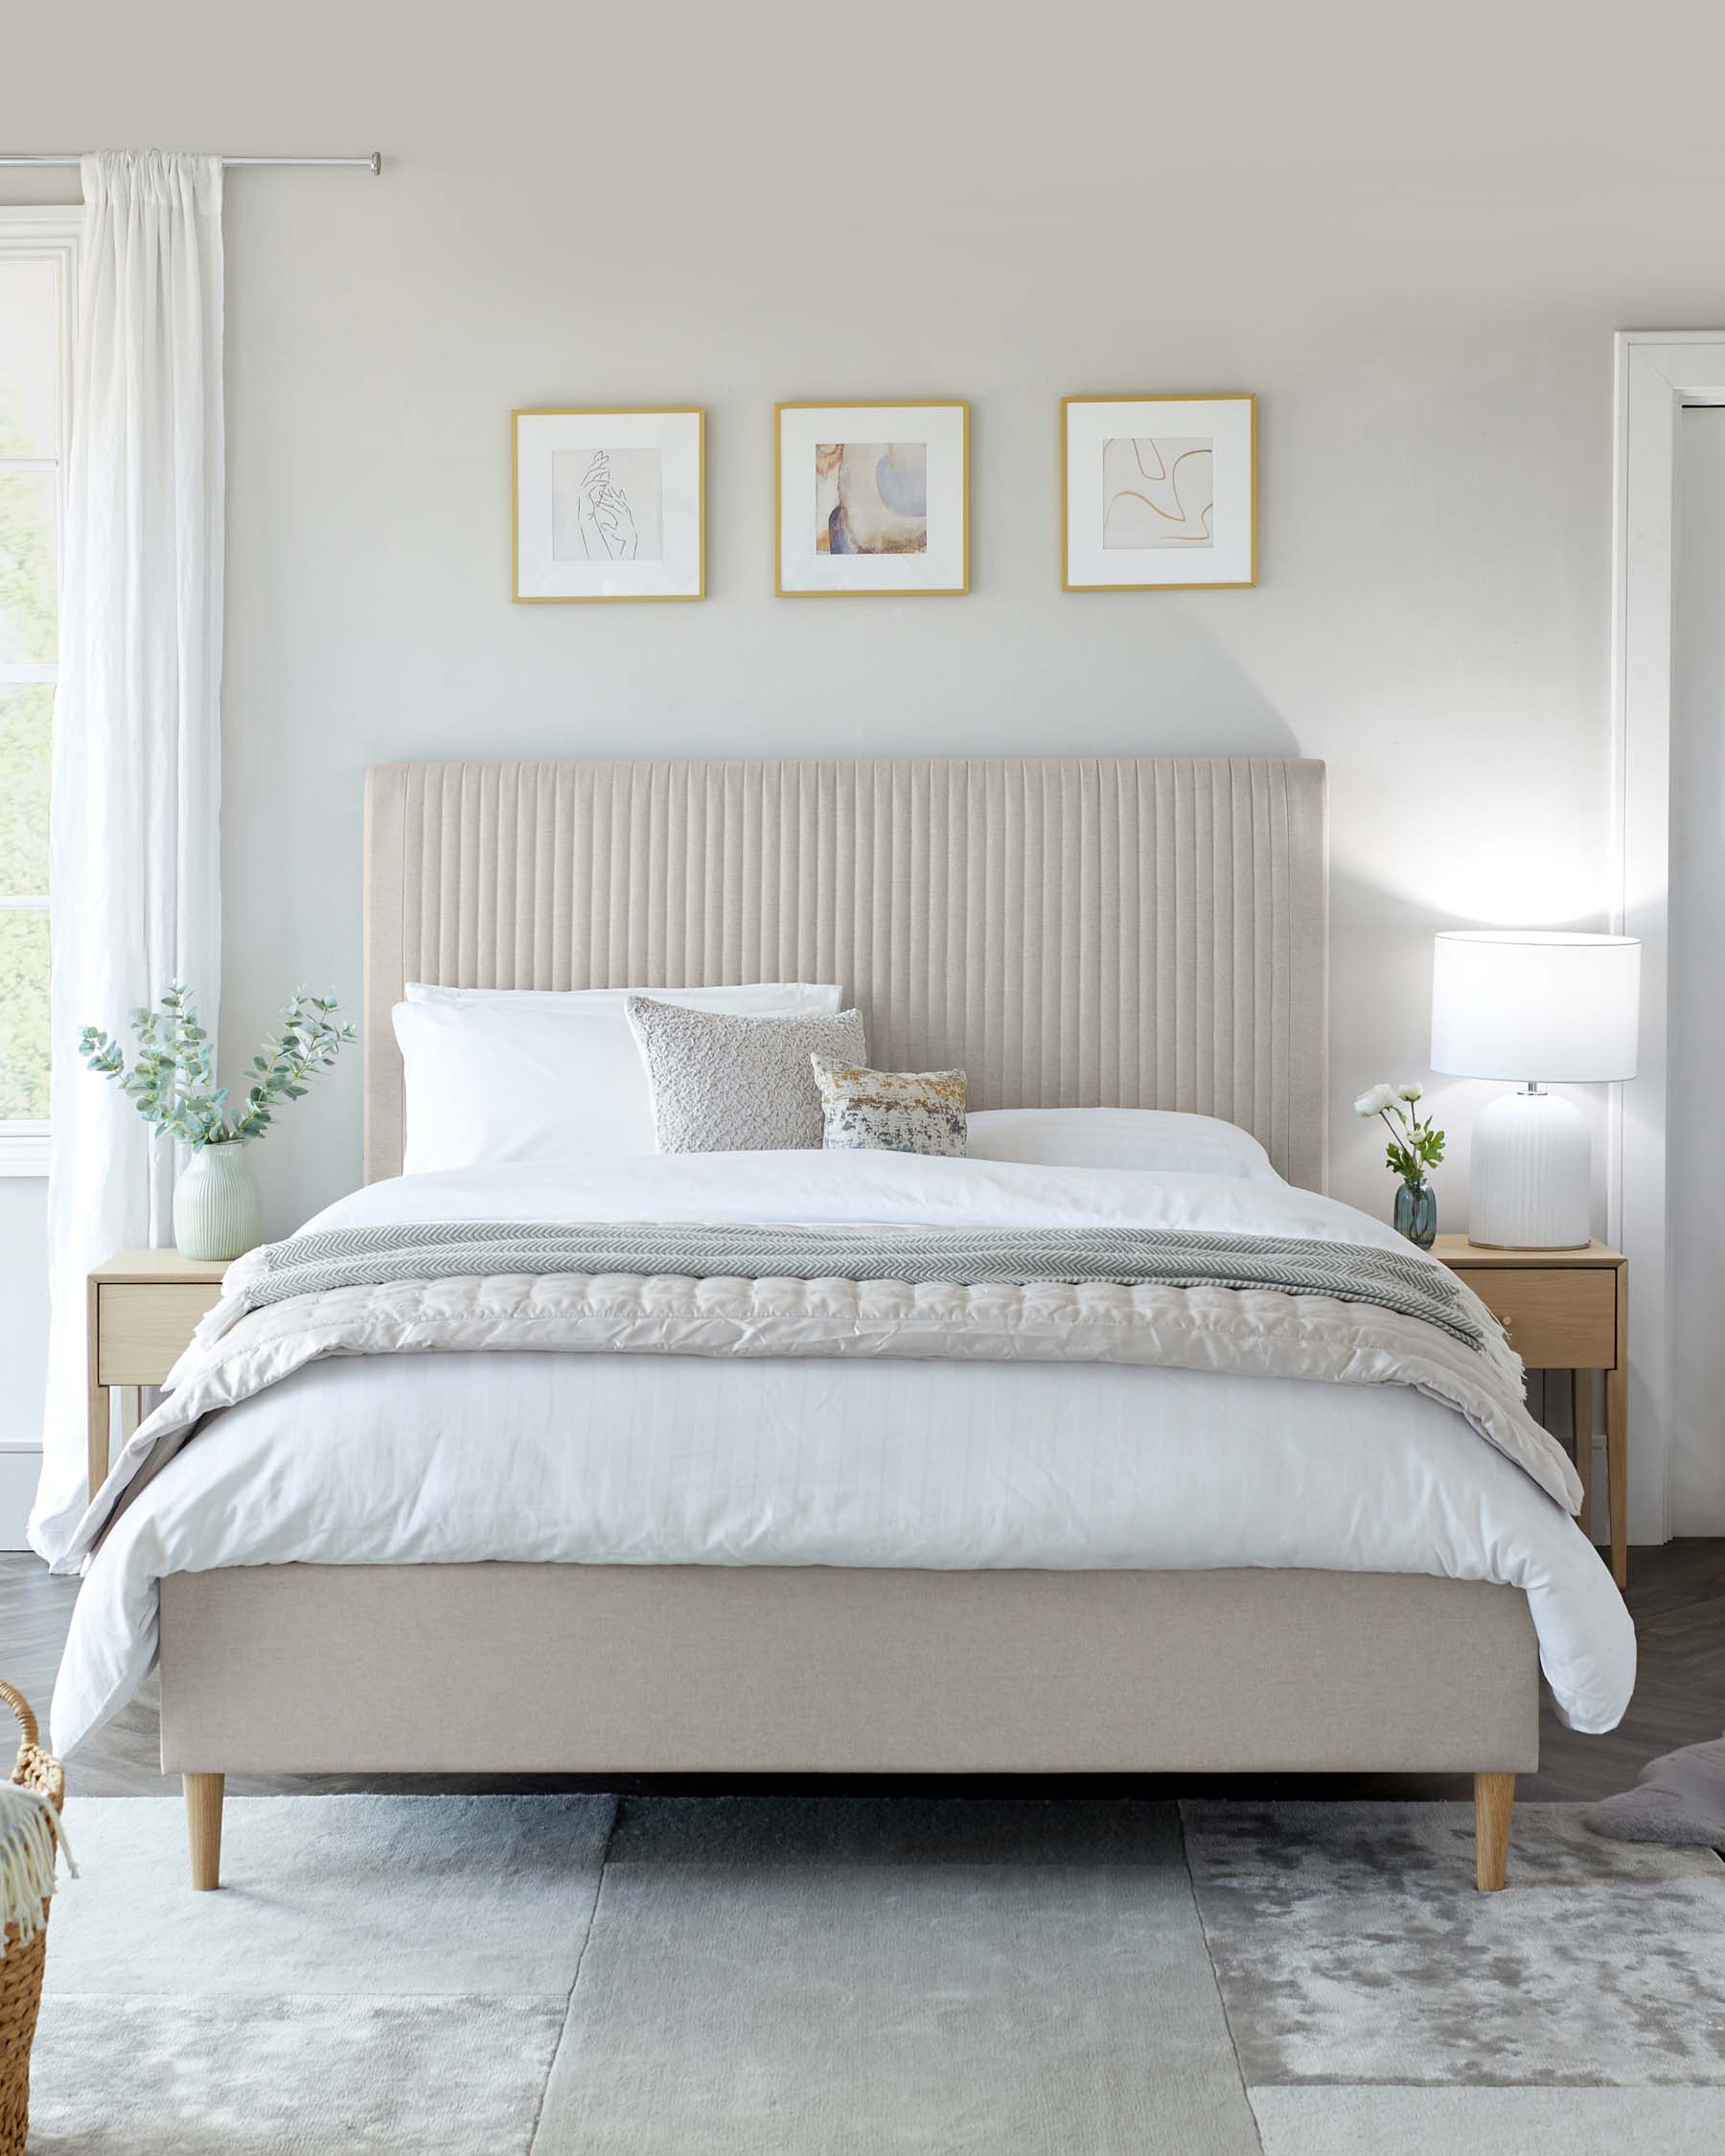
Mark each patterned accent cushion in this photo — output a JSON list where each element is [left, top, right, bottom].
[[626, 998, 867, 1153], [813, 1057, 967, 1157]]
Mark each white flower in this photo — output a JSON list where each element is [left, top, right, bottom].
[[1353, 1083, 1397, 1116], [1396, 1082, 1424, 1103]]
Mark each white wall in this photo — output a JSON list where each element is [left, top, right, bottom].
[[6, 0, 1724, 1508], [0, 1180, 49, 1545]]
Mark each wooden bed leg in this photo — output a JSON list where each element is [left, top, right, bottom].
[[1474, 1772, 1513, 1892], [185, 1772, 224, 1891]]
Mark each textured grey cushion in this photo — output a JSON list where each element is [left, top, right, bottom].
[[813, 1056, 967, 1157], [627, 998, 866, 1153]]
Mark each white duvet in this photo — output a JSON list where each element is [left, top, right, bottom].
[[52, 1152, 1636, 1755]]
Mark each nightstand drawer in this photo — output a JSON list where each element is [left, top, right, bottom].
[[1448, 1266, 1617, 1368], [97, 1283, 225, 1384]]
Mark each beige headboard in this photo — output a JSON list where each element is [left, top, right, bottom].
[[363, 756, 1329, 1188]]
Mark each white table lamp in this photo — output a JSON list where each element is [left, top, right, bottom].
[[1430, 929, 1641, 1250]]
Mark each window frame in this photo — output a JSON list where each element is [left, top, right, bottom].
[[0, 205, 77, 1177]]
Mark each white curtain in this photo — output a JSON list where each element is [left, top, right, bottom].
[[32, 152, 224, 1559]]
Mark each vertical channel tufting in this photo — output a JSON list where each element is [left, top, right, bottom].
[[408, 765, 433, 990], [1151, 765, 1176, 1115], [452, 768, 476, 988], [1001, 762, 1028, 1102], [972, 762, 998, 1101], [1109, 761, 1132, 1105], [1258, 762, 1287, 1172], [1036, 764, 1061, 1101], [1228, 760, 1254, 1136], [476, 765, 499, 986], [423, 767, 447, 984], [361, 757, 1327, 1189], [1194, 761, 1217, 1122]]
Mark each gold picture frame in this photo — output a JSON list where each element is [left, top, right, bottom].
[[1062, 393, 1256, 591], [512, 405, 705, 603], [775, 401, 970, 597]]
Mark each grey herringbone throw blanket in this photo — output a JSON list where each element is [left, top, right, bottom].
[[242, 1222, 1492, 1352]]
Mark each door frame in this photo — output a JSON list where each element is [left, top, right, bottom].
[[1611, 332, 1725, 1547]]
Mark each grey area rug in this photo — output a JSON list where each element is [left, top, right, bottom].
[[21, 1794, 1725, 2154]]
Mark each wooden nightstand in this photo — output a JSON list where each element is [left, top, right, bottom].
[[87, 1250, 231, 1503], [1431, 1234, 1626, 1588]]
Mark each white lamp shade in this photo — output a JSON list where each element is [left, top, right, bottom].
[[1430, 930, 1641, 1083]]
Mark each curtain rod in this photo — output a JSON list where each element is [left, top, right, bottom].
[[0, 153, 382, 173]]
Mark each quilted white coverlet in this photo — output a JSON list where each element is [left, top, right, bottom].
[[51, 1153, 1635, 1751]]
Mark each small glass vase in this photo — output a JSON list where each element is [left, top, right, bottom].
[[172, 1141, 262, 1262], [1393, 1176, 1438, 1250]]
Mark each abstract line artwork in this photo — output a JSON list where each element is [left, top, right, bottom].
[[551, 447, 664, 562], [1064, 394, 1253, 589], [1101, 437, 1213, 549], [816, 443, 928, 555]]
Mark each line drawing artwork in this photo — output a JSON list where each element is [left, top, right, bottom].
[[578, 450, 636, 560], [552, 447, 664, 562], [1101, 436, 1213, 549]]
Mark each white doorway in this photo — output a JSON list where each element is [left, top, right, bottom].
[[1614, 333, 1725, 1550], [1668, 403, 1725, 1529]]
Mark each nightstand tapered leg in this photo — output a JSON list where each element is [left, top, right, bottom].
[[1607, 1360, 1627, 1590], [1607, 1258, 1628, 1590], [1569, 1370, 1593, 1541], [86, 1390, 109, 1507], [86, 1274, 108, 1504]]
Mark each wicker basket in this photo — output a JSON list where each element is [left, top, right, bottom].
[[0, 1681, 64, 2156]]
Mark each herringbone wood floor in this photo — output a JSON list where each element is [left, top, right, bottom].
[[6, 1544, 1721, 1804]]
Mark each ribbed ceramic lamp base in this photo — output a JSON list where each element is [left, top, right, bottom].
[[1467, 1089, 1592, 1250]]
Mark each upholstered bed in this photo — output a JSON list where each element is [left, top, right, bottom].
[[53, 757, 1634, 1893]]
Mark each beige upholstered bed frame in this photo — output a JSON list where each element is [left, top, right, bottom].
[[160, 757, 1535, 1892]]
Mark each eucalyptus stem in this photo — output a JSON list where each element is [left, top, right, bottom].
[[79, 980, 356, 1149]]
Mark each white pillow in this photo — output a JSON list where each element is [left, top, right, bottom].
[[406, 982, 840, 1007], [394, 982, 843, 1174], [964, 1107, 1278, 1181]]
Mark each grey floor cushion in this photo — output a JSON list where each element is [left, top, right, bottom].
[[1588, 1732, 1725, 1847]]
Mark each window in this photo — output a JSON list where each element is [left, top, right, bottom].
[[0, 211, 75, 1175]]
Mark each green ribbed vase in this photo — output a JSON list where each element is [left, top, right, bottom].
[[172, 1143, 262, 1262]]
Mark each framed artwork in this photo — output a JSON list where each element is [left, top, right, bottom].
[[775, 401, 969, 596], [512, 406, 704, 602], [1062, 394, 1255, 590]]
